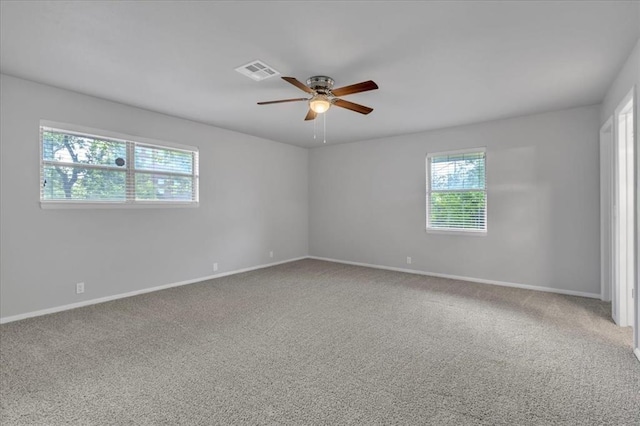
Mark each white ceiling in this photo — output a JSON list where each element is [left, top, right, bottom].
[[1, 1, 639, 147]]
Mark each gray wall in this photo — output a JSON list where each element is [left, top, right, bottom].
[[0, 74, 309, 319], [600, 39, 639, 126], [309, 105, 601, 295]]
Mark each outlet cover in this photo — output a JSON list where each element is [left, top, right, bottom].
[[76, 282, 85, 294], [213, 262, 218, 272], [269, 251, 274, 258], [406, 257, 412, 264]]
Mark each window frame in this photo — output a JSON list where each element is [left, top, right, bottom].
[[39, 120, 199, 209], [425, 147, 487, 235]]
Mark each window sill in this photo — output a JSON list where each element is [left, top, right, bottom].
[[40, 201, 199, 209], [426, 228, 487, 236]]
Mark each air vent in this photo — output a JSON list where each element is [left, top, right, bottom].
[[235, 60, 280, 81]]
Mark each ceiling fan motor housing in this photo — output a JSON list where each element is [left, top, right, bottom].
[[307, 76, 334, 94]]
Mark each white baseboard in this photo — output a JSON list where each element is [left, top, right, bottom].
[[0, 255, 602, 324], [0, 257, 307, 324], [308, 256, 601, 299], [635, 348, 640, 363]]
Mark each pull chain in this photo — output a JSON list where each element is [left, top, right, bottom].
[[323, 112, 327, 144], [313, 115, 316, 139]]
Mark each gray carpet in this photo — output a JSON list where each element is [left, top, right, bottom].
[[1, 259, 639, 425]]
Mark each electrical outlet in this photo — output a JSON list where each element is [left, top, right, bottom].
[[213, 262, 218, 272], [76, 282, 85, 294], [406, 257, 412, 265], [269, 251, 274, 258]]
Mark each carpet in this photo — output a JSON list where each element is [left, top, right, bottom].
[[1, 259, 638, 425]]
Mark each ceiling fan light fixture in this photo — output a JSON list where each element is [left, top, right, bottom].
[[309, 95, 331, 114]]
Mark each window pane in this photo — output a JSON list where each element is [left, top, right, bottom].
[[429, 191, 486, 229], [430, 153, 485, 191], [40, 125, 198, 206], [42, 130, 127, 168], [134, 145, 193, 174], [135, 173, 193, 201], [42, 165, 126, 201]]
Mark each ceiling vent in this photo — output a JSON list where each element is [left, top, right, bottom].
[[235, 60, 280, 81]]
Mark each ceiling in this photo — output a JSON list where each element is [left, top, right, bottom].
[[1, 1, 639, 148]]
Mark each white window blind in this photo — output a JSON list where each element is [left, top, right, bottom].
[[426, 149, 486, 232], [40, 125, 199, 206]]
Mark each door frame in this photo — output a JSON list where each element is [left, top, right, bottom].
[[631, 84, 639, 359], [600, 117, 614, 303], [613, 87, 635, 328]]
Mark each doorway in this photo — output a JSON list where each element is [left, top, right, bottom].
[[611, 88, 635, 328], [602, 88, 636, 329]]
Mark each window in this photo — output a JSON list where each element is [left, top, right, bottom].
[[426, 148, 486, 232], [40, 123, 199, 207]]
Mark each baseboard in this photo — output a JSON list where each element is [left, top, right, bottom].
[[308, 256, 601, 299], [0, 256, 307, 324], [635, 348, 640, 363], [0, 255, 602, 324]]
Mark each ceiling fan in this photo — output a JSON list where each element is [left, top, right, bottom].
[[258, 76, 378, 120]]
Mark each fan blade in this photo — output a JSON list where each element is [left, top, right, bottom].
[[333, 98, 373, 115], [282, 77, 314, 94], [331, 80, 378, 97], [304, 109, 317, 121], [257, 98, 308, 105]]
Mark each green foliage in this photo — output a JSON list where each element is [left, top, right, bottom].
[[430, 155, 484, 190], [135, 145, 192, 174], [429, 153, 486, 230], [135, 174, 193, 201], [429, 192, 486, 229], [42, 130, 195, 202], [42, 131, 126, 200]]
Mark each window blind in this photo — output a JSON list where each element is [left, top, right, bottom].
[[40, 126, 199, 205], [427, 150, 486, 231]]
